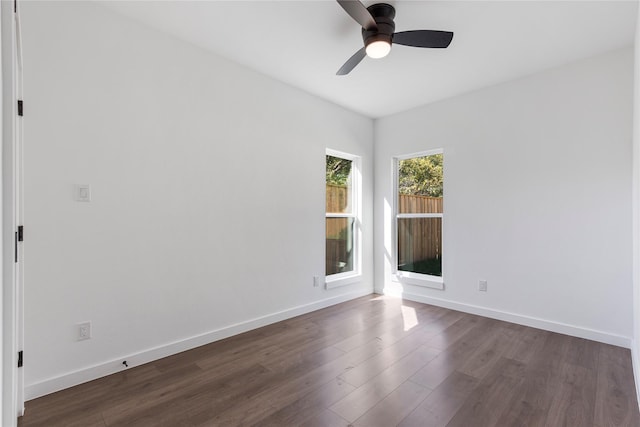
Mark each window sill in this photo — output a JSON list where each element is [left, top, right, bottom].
[[392, 271, 444, 290], [325, 273, 361, 289]]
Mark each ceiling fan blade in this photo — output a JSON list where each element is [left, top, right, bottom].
[[393, 30, 454, 48], [337, 0, 378, 31], [336, 47, 367, 75]]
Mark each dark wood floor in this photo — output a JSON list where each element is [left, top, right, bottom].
[[19, 294, 640, 427]]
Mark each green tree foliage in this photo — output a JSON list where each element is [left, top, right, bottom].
[[326, 155, 352, 186], [399, 154, 443, 197]]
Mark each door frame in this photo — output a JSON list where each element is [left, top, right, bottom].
[[2, 0, 22, 424]]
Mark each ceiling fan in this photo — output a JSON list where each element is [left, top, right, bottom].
[[336, 0, 454, 75]]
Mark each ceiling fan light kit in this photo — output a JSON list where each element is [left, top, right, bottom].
[[365, 40, 391, 58], [336, 0, 454, 75]]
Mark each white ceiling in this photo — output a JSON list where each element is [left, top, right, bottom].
[[101, 1, 638, 118]]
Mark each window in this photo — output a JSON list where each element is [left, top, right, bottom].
[[395, 150, 443, 285], [326, 150, 360, 284]]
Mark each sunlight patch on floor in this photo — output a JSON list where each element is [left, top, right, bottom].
[[401, 305, 418, 331]]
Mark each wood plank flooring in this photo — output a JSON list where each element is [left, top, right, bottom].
[[18, 294, 640, 427]]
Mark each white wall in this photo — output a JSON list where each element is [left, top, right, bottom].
[[375, 48, 634, 345], [21, 2, 373, 398]]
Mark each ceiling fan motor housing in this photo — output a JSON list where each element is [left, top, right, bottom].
[[362, 3, 396, 47]]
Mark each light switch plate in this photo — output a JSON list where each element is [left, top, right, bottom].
[[76, 184, 91, 202]]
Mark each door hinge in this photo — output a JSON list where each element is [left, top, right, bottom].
[[15, 226, 23, 263], [17, 351, 23, 368], [17, 100, 23, 117]]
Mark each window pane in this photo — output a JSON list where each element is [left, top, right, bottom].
[[398, 154, 443, 214], [397, 217, 442, 276], [326, 217, 354, 276], [326, 155, 352, 214]]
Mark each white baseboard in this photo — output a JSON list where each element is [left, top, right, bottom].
[[25, 289, 372, 400], [387, 288, 632, 348]]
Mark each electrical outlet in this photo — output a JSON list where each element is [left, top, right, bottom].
[[75, 184, 91, 202], [78, 322, 91, 341], [313, 276, 322, 287], [478, 280, 488, 292]]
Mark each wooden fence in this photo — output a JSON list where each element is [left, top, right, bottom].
[[326, 184, 349, 212], [326, 238, 349, 276], [326, 184, 351, 274], [325, 185, 443, 273], [398, 194, 442, 214], [397, 194, 442, 264], [397, 217, 442, 265], [325, 184, 350, 239]]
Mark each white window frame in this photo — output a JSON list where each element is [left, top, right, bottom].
[[392, 149, 444, 290], [325, 149, 362, 289]]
